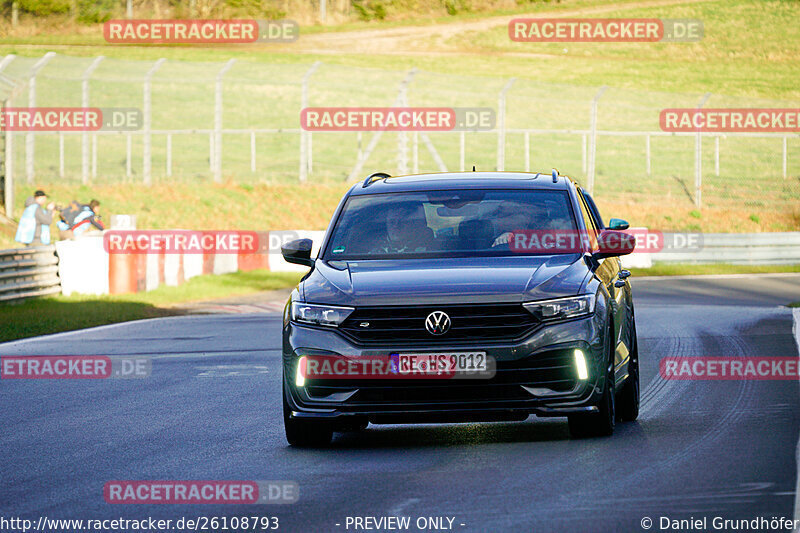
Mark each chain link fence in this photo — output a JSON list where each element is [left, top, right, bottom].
[[1, 53, 798, 216]]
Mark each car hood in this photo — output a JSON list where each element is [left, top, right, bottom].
[[300, 254, 589, 306]]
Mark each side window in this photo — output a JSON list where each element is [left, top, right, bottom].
[[577, 190, 599, 250], [582, 192, 605, 229]]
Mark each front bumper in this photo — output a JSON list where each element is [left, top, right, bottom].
[[283, 314, 606, 424]]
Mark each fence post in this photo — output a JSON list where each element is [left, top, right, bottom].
[[58, 134, 64, 177], [496, 78, 516, 171], [143, 58, 166, 186], [250, 131, 256, 172], [695, 92, 712, 208], [25, 52, 56, 184], [587, 85, 607, 194], [459, 131, 465, 172], [412, 132, 418, 174], [214, 59, 236, 183], [348, 69, 417, 181], [166, 134, 172, 177], [126, 0, 133, 18], [91, 134, 97, 179], [1, 56, 17, 218], [524, 131, 530, 172], [299, 61, 321, 182], [308, 131, 313, 174], [783, 136, 787, 180], [582, 133, 587, 174], [81, 56, 104, 184], [645, 134, 651, 176], [126, 134, 131, 178]]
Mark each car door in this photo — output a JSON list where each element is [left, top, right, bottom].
[[576, 189, 629, 385]]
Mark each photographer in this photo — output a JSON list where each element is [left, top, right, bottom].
[[15, 190, 56, 246]]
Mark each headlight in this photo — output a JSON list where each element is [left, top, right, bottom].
[[523, 294, 596, 321], [291, 302, 354, 327]]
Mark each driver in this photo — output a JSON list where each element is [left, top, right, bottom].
[[371, 202, 433, 254]]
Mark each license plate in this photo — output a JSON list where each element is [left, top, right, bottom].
[[392, 352, 488, 375]]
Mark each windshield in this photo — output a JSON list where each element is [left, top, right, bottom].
[[323, 189, 578, 260]]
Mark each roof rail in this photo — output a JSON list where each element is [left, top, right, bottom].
[[551, 168, 559, 183], [362, 172, 391, 188]]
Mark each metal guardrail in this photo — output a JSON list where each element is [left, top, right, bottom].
[[654, 232, 800, 265], [0, 245, 61, 302]]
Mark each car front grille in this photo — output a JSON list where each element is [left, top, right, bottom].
[[338, 303, 539, 345]]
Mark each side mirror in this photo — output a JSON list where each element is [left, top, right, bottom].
[[594, 230, 636, 259], [608, 218, 630, 230], [281, 238, 314, 267]]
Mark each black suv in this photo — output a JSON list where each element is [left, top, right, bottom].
[[281, 171, 639, 446]]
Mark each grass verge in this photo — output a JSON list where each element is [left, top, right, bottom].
[[0, 269, 301, 343], [632, 263, 800, 277]]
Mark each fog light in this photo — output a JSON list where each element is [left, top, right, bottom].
[[295, 356, 306, 388], [574, 349, 589, 381]]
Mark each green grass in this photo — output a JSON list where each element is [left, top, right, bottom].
[[0, 269, 301, 342], [0, 0, 797, 224], [632, 263, 800, 277]]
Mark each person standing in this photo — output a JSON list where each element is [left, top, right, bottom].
[[15, 190, 55, 246]]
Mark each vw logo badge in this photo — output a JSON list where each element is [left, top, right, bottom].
[[425, 311, 451, 335]]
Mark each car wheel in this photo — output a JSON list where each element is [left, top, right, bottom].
[[617, 320, 639, 422], [283, 384, 333, 447], [568, 325, 616, 438]]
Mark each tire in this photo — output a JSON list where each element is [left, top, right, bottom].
[[617, 319, 639, 422], [568, 324, 616, 438], [283, 384, 333, 447]]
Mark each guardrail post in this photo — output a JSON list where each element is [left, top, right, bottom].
[[25, 52, 56, 183], [81, 56, 104, 184], [299, 61, 321, 182], [587, 85, 607, 194], [695, 92, 712, 208], [143, 58, 166, 186], [496, 78, 516, 171]]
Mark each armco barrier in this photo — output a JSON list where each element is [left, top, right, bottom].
[[653, 232, 800, 265], [0, 245, 61, 302], [29, 230, 800, 299]]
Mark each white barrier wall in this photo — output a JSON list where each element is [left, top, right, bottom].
[[56, 236, 109, 296]]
